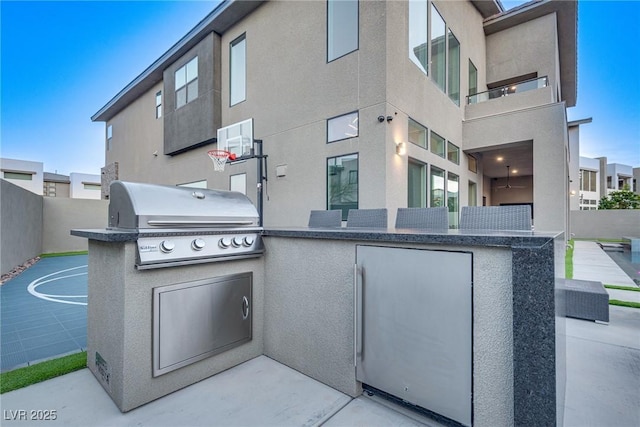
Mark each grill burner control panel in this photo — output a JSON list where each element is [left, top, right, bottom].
[[136, 233, 263, 269]]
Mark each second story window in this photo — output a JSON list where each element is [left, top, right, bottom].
[[327, 0, 358, 62], [156, 91, 162, 118], [175, 56, 198, 109], [107, 124, 113, 151], [448, 30, 460, 105], [230, 34, 246, 106], [468, 60, 478, 97], [327, 111, 359, 143], [409, 0, 428, 74], [430, 4, 446, 91]]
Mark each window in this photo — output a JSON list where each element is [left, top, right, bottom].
[[175, 56, 198, 109], [468, 181, 477, 206], [408, 118, 427, 148], [327, 153, 358, 220], [409, 0, 428, 74], [408, 160, 427, 208], [447, 141, 459, 164], [327, 0, 358, 62], [107, 124, 112, 151], [327, 111, 358, 142], [447, 172, 459, 228], [468, 60, 478, 96], [156, 91, 162, 118], [83, 183, 101, 191], [430, 4, 446, 91], [447, 30, 460, 105], [580, 170, 597, 192], [4, 172, 32, 181], [430, 166, 445, 207], [430, 131, 445, 157], [467, 154, 477, 173], [230, 174, 247, 195], [230, 35, 246, 106]]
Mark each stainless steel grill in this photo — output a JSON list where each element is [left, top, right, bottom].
[[108, 181, 264, 269]]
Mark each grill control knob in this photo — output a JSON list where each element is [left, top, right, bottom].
[[192, 238, 206, 251], [160, 240, 175, 253], [232, 237, 243, 248], [218, 237, 232, 248], [243, 236, 254, 247]]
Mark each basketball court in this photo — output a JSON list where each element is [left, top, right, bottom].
[[0, 255, 88, 372]]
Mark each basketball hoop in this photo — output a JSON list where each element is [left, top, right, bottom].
[[207, 149, 236, 172]]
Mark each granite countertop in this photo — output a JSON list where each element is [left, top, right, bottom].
[[72, 227, 562, 249]]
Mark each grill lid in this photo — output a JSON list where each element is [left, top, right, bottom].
[[108, 181, 260, 230]]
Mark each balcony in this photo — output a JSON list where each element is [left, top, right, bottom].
[[467, 76, 549, 105], [464, 76, 555, 122]]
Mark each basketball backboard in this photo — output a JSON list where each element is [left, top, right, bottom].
[[217, 118, 253, 159]]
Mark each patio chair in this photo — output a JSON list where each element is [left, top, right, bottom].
[[308, 210, 342, 228], [346, 209, 388, 228], [459, 205, 532, 231], [395, 207, 449, 230]]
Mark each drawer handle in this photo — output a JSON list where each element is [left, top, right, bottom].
[[242, 296, 249, 320]]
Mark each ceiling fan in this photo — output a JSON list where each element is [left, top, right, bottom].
[[495, 165, 526, 190]]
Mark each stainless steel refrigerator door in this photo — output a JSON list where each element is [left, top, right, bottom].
[[153, 273, 252, 377], [355, 245, 472, 426]]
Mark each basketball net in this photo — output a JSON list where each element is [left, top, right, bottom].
[[207, 149, 236, 172]]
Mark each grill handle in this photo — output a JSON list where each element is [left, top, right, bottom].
[[146, 220, 255, 227]]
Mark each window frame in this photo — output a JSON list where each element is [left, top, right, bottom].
[[447, 141, 460, 164], [175, 56, 198, 109], [447, 29, 460, 105], [327, 153, 359, 220], [408, 0, 428, 74], [155, 91, 162, 119], [468, 59, 478, 96], [107, 124, 113, 151], [430, 165, 445, 208], [408, 158, 427, 208], [408, 118, 428, 149], [327, 0, 359, 62], [327, 111, 359, 143], [230, 34, 247, 106], [430, 4, 446, 91], [430, 130, 446, 158]]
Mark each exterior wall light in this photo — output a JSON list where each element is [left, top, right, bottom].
[[396, 142, 406, 156]]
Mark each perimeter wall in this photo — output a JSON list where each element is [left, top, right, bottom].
[[1, 180, 108, 275], [570, 210, 640, 240]]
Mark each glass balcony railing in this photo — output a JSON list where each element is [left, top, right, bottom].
[[466, 76, 549, 105]]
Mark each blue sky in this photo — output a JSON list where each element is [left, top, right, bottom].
[[1, 0, 639, 176]]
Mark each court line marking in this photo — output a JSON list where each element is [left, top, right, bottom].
[[27, 265, 88, 306]]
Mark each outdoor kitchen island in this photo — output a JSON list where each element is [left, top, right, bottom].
[[73, 226, 566, 427]]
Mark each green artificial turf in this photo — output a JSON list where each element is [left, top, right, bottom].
[[0, 352, 87, 394], [609, 300, 640, 309], [565, 239, 574, 279], [605, 284, 640, 292], [40, 251, 88, 258]]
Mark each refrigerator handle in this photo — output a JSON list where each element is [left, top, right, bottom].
[[354, 264, 363, 366]]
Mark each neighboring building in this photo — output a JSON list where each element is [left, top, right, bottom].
[[568, 118, 592, 211], [92, 0, 578, 232], [69, 173, 102, 200], [44, 172, 71, 198], [1, 158, 100, 199], [0, 158, 44, 195], [576, 156, 639, 210], [577, 156, 601, 210], [605, 163, 634, 194]]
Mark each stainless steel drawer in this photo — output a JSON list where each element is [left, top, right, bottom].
[[153, 273, 252, 377]]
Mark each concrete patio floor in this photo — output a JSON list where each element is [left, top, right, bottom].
[[1, 304, 638, 427]]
